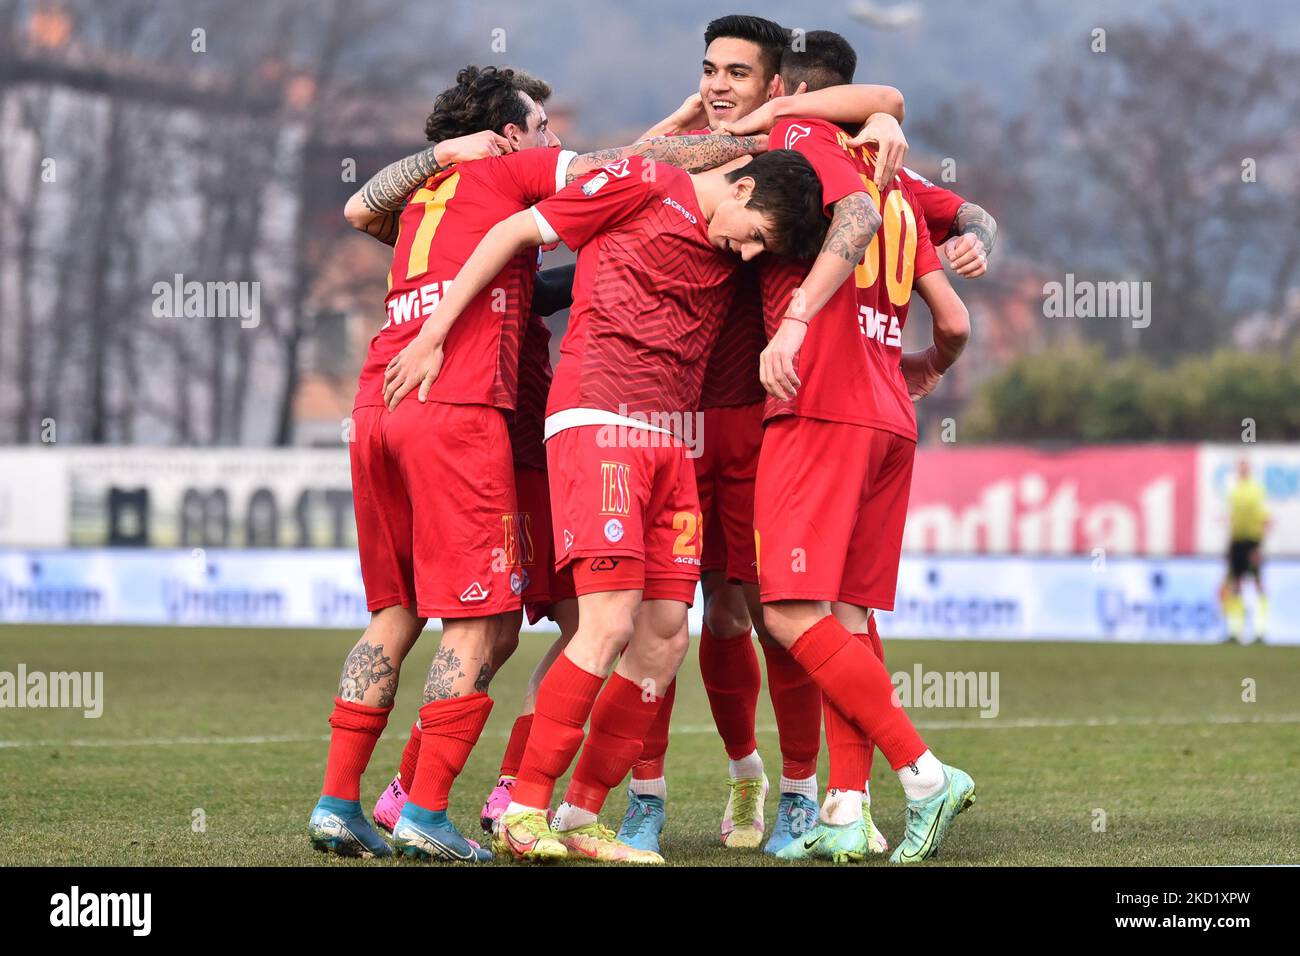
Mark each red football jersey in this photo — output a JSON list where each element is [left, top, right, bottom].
[[901, 165, 967, 244], [699, 260, 767, 408], [534, 156, 737, 421], [510, 308, 552, 471], [760, 118, 942, 440], [354, 146, 574, 410], [669, 129, 766, 410]]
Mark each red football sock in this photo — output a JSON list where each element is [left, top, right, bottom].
[[824, 632, 876, 791], [407, 693, 494, 811], [513, 654, 605, 810], [788, 615, 925, 770], [698, 625, 760, 760], [321, 697, 392, 802], [498, 714, 534, 778], [864, 615, 885, 782], [760, 641, 822, 779], [565, 672, 665, 813], [397, 720, 421, 788], [633, 679, 676, 779]]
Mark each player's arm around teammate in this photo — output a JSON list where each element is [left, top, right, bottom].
[[380, 133, 769, 407], [900, 270, 971, 401]]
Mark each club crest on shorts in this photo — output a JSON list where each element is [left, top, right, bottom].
[[603, 518, 625, 543], [459, 581, 490, 603], [509, 570, 529, 595]]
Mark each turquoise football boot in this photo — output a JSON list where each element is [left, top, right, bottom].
[[763, 792, 818, 855], [615, 790, 667, 854], [391, 803, 493, 862], [890, 765, 976, 863], [309, 795, 393, 858]]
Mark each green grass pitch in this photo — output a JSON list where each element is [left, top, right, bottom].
[[1, 625, 1297, 866]]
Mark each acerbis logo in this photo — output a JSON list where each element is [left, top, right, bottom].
[[603, 518, 625, 543], [784, 124, 812, 150], [590, 557, 620, 571], [563, 529, 575, 551], [661, 196, 698, 225], [459, 582, 489, 603], [603, 159, 631, 178]]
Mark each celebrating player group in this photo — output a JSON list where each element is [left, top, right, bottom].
[[307, 12, 999, 866]]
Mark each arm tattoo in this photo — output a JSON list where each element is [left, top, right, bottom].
[[360, 145, 444, 215], [823, 192, 882, 265], [954, 201, 997, 257], [338, 640, 397, 707], [362, 211, 400, 246], [423, 645, 466, 703], [565, 135, 765, 184], [473, 663, 493, 694]]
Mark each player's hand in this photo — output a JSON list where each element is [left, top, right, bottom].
[[433, 129, 513, 168], [383, 332, 445, 410], [715, 87, 802, 137], [944, 233, 988, 278], [668, 93, 708, 132], [848, 112, 907, 190], [901, 350, 944, 401], [760, 318, 807, 401]]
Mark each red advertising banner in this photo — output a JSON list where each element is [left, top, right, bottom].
[[905, 445, 1198, 555]]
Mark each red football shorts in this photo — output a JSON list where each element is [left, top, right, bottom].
[[546, 424, 701, 603], [513, 465, 577, 624], [694, 402, 762, 585], [754, 416, 915, 610], [350, 401, 521, 619]]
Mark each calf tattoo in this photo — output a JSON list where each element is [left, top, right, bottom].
[[338, 640, 397, 707], [423, 646, 466, 702]]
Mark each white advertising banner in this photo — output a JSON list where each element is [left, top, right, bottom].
[[0, 450, 70, 548], [0, 550, 1293, 644], [0, 447, 354, 549], [2, 444, 1299, 555]]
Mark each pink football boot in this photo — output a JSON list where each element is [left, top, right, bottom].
[[373, 775, 408, 834], [480, 776, 517, 834]]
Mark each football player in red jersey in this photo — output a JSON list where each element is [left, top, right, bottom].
[[311, 65, 778, 862], [740, 31, 979, 864], [717, 33, 999, 856], [613, 16, 997, 858], [616, 14, 916, 855], [384, 148, 830, 863], [346, 70, 582, 840]]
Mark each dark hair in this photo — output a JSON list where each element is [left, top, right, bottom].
[[424, 65, 533, 143], [704, 14, 788, 81], [511, 68, 552, 105], [780, 30, 857, 92], [727, 150, 828, 260]]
